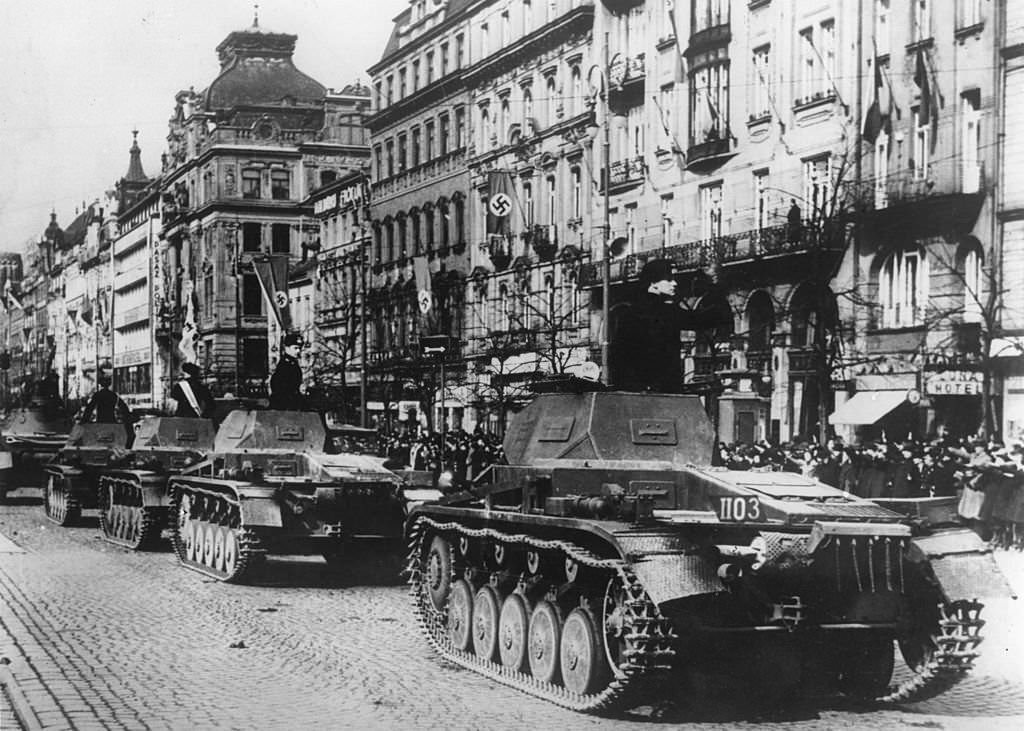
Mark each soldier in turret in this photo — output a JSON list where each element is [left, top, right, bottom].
[[269, 332, 306, 410]]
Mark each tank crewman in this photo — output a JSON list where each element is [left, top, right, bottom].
[[169, 363, 214, 418], [269, 332, 305, 410], [608, 259, 723, 393], [79, 373, 134, 432]]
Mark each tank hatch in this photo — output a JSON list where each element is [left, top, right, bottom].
[[214, 410, 326, 453], [503, 392, 715, 467]]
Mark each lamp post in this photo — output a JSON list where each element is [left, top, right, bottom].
[[592, 33, 613, 384]]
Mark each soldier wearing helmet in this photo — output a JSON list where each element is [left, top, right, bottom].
[[269, 332, 305, 410]]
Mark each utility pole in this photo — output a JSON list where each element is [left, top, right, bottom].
[[600, 32, 612, 384]]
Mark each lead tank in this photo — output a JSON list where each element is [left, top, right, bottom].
[[406, 390, 1014, 713], [0, 399, 71, 501], [167, 410, 409, 583], [44, 422, 129, 525], [97, 416, 216, 550]]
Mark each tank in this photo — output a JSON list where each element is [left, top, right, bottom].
[[43, 422, 129, 526], [406, 390, 1015, 713], [96, 416, 216, 550], [0, 399, 72, 501], [166, 410, 409, 583]]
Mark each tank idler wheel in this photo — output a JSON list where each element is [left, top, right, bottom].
[[602, 577, 629, 674], [498, 593, 530, 671], [425, 535, 454, 612], [526, 550, 540, 575], [840, 636, 895, 699], [472, 585, 501, 661], [223, 527, 240, 576], [528, 600, 564, 684], [448, 579, 474, 652], [564, 557, 579, 583], [202, 524, 217, 567], [560, 607, 609, 695]]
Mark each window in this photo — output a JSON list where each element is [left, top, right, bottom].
[[455, 34, 465, 68], [571, 167, 581, 219], [523, 87, 534, 129], [411, 211, 421, 255], [803, 155, 831, 220], [661, 194, 673, 245], [397, 216, 407, 259], [570, 66, 582, 117], [374, 81, 383, 110], [820, 20, 836, 95], [962, 92, 981, 193], [439, 114, 450, 155], [958, 0, 984, 29], [480, 106, 491, 148], [386, 221, 395, 261], [271, 223, 290, 254], [963, 245, 983, 322], [522, 180, 534, 224], [386, 75, 394, 105], [425, 51, 434, 84], [693, 0, 728, 32], [242, 273, 263, 315], [874, 132, 890, 208], [242, 169, 261, 199], [399, 67, 407, 98], [628, 105, 644, 157], [454, 197, 465, 242], [700, 183, 723, 240], [271, 170, 289, 200], [798, 28, 816, 102], [373, 226, 382, 263], [440, 202, 450, 245], [690, 63, 729, 145], [880, 247, 928, 328], [480, 23, 489, 58], [498, 97, 510, 142], [455, 107, 466, 148], [546, 174, 557, 224], [424, 208, 435, 251], [754, 170, 769, 231], [912, 108, 929, 180], [625, 204, 637, 254], [751, 45, 771, 119], [875, 0, 890, 56], [425, 121, 435, 160], [502, 10, 511, 44], [545, 75, 557, 126], [398, 133, 407, 171], [374, 145, 383, 178], [411, 127, 421, 167], [658, 85, 675, 150], [243, 222, 261, 251], [523, 0, 533, 32], [386, 140, 395, 177], [412, 60, 420, 92], [440, 43, 449, 76], [913, 0, 931, 43]]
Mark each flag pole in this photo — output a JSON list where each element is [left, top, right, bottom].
[[601, 31, 611, 385]]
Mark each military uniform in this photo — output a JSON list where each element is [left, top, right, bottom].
[[269, 352, 304, 409]]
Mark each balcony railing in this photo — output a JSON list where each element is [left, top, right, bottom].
[[855, 158, 986, 211], [692, 353, 732, 376], [371, 148, 467, 197]]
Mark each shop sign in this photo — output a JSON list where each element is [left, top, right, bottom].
[[924, 370, 983, 396]]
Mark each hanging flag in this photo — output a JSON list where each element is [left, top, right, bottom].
[[486, 170, 514, 237], [413, 256, 432, 316], [178, 279, 198, 363], [862, 56, 885, 144], [252, 254, 292, 330], [5, 281, 23, 311], [665, 0, 687, 83], [914, 47, 932, 127], [79, 296, 94, 327]]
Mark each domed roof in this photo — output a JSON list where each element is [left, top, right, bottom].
[[203, 21, 326, 111]]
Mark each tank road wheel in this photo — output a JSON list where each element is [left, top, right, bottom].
[[213, 526, 228, 572], [472, 585, 501, 661], [222, 527, 240, 576], [564, 557, 579, 583], [448, 579, 474, 652], [187, 521, 201, 562], [528, 600, 564, 684], [840, 636, 896, 700], [526, 550, 540, 575], [602, 577, 629, 673], [202, 524, 216, 567], [560, 607, 609, 696], [425, 535, 454, 612], [498, 593, 530, 671], [44, 473, 80, 526]]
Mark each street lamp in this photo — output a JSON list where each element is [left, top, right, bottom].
[[588, 34, 613, 384]]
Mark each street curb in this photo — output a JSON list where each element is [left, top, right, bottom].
[[0, 665, 43, 731]]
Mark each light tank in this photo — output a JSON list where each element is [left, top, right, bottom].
[[43, 422, 129, 526], [166, 410, 410, 583], [406, 387, 1014, 713], [96, 416, 216, 550], [0, 399, 72, 501]]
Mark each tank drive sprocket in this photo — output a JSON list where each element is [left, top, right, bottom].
[[407, 516, 675, 713]]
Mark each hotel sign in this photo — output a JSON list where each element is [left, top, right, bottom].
[[924, 370, 983, 396]]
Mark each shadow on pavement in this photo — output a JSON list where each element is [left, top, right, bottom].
[[237, 553, 408, 590], [0, 494, 43, 507]]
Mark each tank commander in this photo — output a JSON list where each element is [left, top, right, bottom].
[[608, 258, 723, 393], [169, 363, 214, 418], [269, 332, 306, 410]]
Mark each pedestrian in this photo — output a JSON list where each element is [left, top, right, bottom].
[[787, 199, 803, 243], [78, 373, 130, 424], [269, 332, 306, 410], [609, 258, 722, 393], [169, 362, 214, 418]]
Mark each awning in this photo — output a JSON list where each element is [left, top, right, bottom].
[[990, 336, 1024, 359], [828, 390, 907, 425]]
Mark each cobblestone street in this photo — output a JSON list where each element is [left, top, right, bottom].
[[0, 487, 1022, 730]]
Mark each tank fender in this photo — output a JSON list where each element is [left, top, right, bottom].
[[235, 489, 284, 528], [906, 529, 1016, 601], [628, 553, 725, 606]]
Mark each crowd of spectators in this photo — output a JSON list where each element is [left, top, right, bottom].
[[377, 427, 506, 488], [715, 432, 1024, 550]]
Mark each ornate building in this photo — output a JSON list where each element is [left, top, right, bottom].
[[156, 17, 369, 401]]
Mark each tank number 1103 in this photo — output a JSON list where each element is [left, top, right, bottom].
[[716, 496, 762, 522]]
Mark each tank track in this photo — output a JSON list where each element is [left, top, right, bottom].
[[879, 598, 985, 704], [43, 469, 81, 527], [97, 474, 164, 551], [169, 483, 265, 583], [407, 516, 675, 714]]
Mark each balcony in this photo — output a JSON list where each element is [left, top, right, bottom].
[[601, 0, 643, 12], [686, 21, 731, 59], [685, 136, 736, 171], [114, 303, 150, 330], [370, 148, 466, 198], [580, 223, 833, 287], [600, 156, 645, 193], [692, 353, 732, 377], [609, 53, 645, 95]]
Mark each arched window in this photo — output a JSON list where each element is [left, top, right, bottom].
[[962, 244, 983, 323], [545, 75, 557, 127], [880, 247, 928, 328], [523, 87, 534, 129], [499, 282, 512, 330], [570, 66, 582, 117]]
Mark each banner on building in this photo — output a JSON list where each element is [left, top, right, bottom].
[[252, 254, 292, 330], [413, 256, 432, 316], [486, 171, 514, 237], [178, 279, 198, 363]]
